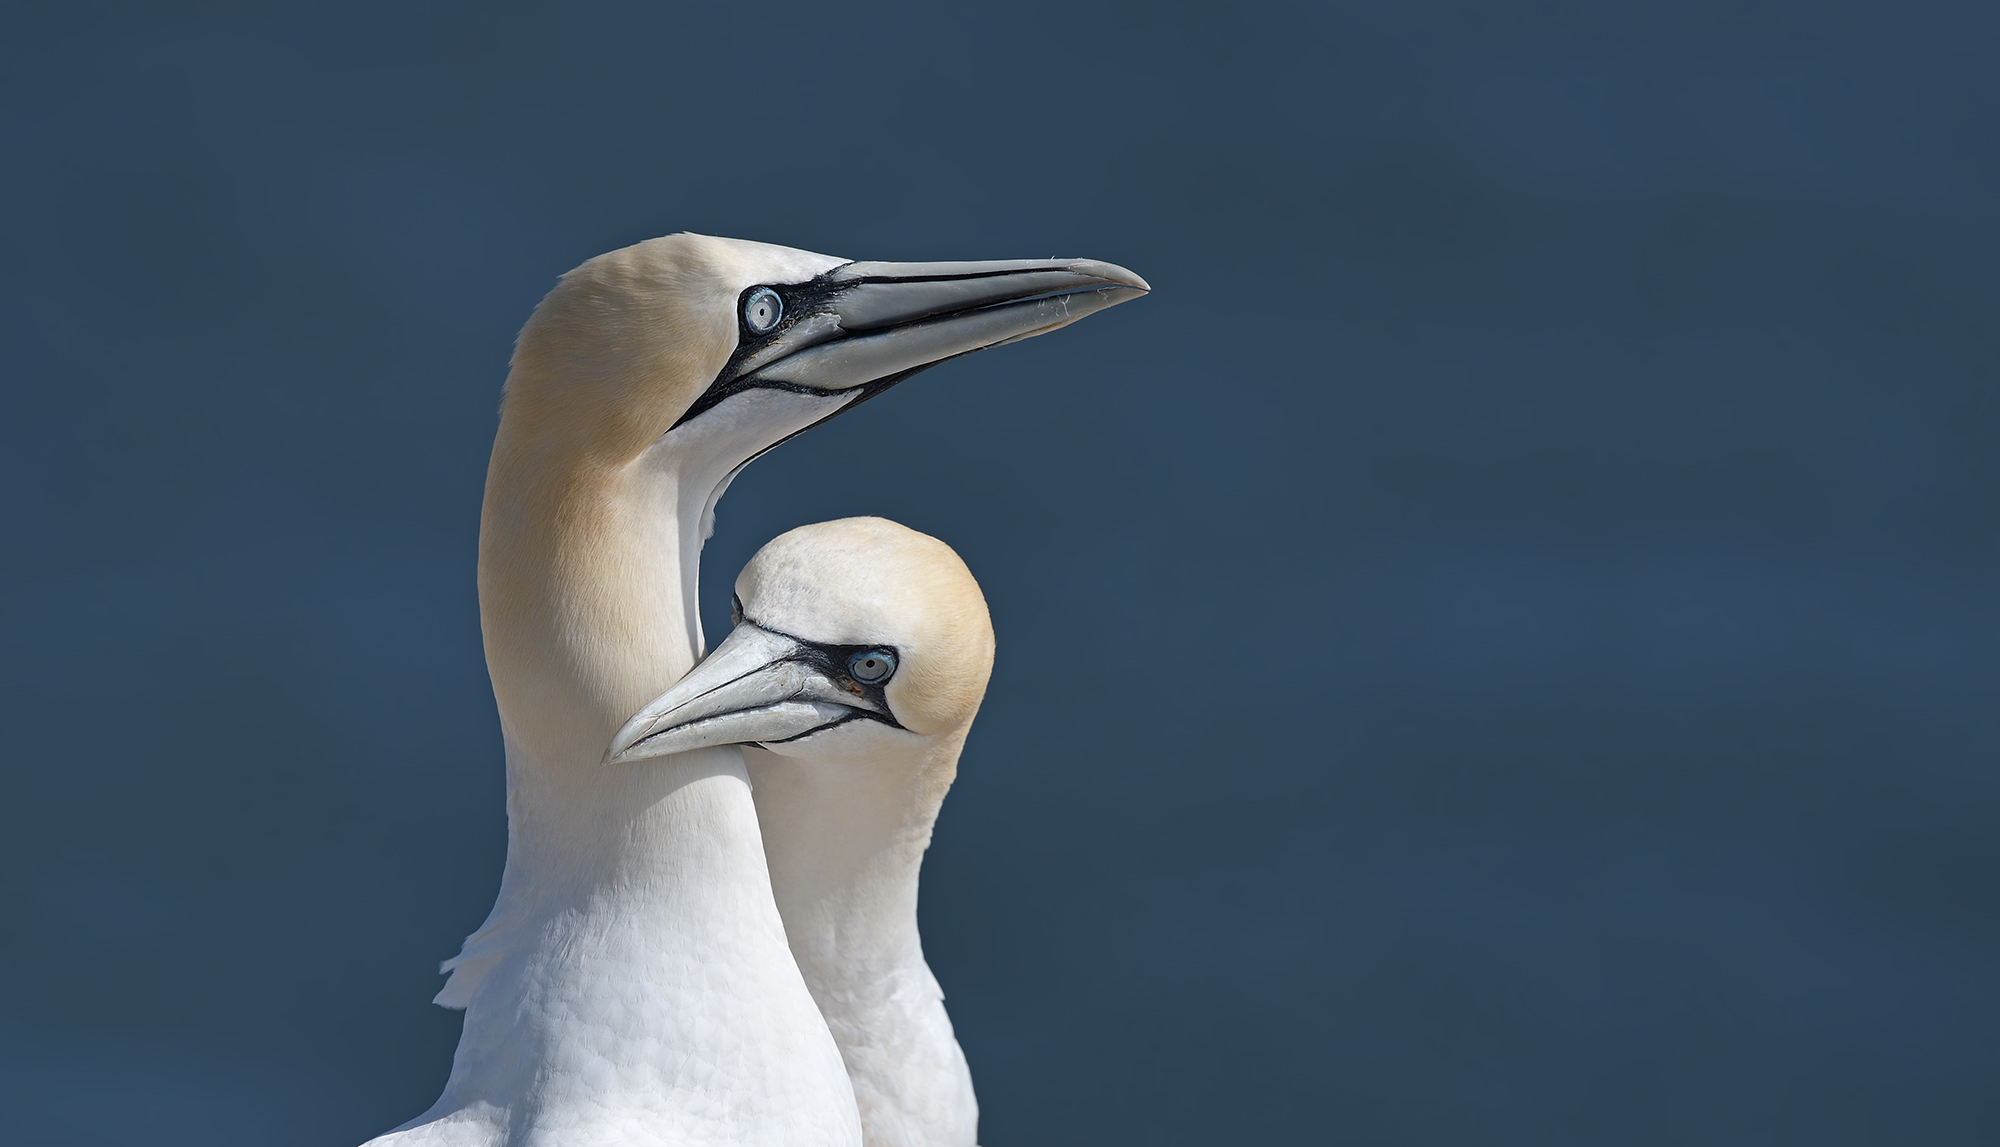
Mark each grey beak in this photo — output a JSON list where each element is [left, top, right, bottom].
[[605, 623, 878, 763], [676, 257, 1149, 427]]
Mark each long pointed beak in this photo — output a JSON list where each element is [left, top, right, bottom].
[[676, 257, 1149, 427], [604, 623, 875, 763]]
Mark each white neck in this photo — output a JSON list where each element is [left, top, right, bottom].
[[397, 743, 855, 1146], [745, 732, 978, 1147], [378, 395, 862, 1147]]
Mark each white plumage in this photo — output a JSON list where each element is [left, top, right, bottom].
[[610, 517, 997, 1147], [363, 235, 1144, 1146]]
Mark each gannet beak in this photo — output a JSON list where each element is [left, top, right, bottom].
[[604, 623, 889, 763], [675, 257, 1150, 428]]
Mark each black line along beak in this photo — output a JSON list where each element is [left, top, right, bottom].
[[604, 622, 890, 762], [674, 257, 1149, 429]]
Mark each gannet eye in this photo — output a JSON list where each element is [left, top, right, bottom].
[[742, 288, 783, 335], [730, 594, 744, 627], [847, 651, 896, 684]]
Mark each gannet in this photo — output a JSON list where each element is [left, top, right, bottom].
[[607, 517, 995, 1147], [367, 235, 1144, 1147]]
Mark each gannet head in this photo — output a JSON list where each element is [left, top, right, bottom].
[[604, 516, 993, 767], [481, 235, 1138, 767], [494, 233, 1147, 497]]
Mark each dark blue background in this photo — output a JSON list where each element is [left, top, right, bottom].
[[3, 3, 1995, 1144]]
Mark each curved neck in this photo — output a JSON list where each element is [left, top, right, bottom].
[[399, 401, 863, 1143], [477, 387, 851, 769], [744, 734, 979, 1147], [745, 734, 965, 990], [476, 433, 711, 771]]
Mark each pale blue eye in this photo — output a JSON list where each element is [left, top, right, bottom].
[[848, 651, 895, 684], [743, 288, 783, 335]]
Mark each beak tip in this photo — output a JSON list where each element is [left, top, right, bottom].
[[603, 719, 654, 765], [1073, 259, 1149, 294]]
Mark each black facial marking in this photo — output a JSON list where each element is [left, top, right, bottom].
[[670, 273, 856, 430], [762, 710, 870, 744], [789, 636, 904, 729], [742, 613, 906, 731], [699, 360, 944, 475], [668, 265, 1023, 434]]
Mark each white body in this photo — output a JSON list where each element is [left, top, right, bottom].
[[366, 236, 1140, 1147], [751, 731, 980, 1147], [371, 239, 863, 1147], [609, 518, 998, 1147], [376, 742, 860, 1147]]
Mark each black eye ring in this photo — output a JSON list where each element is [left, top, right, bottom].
[[847, 650, 896, 685], [742, 287, 783, 335]]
